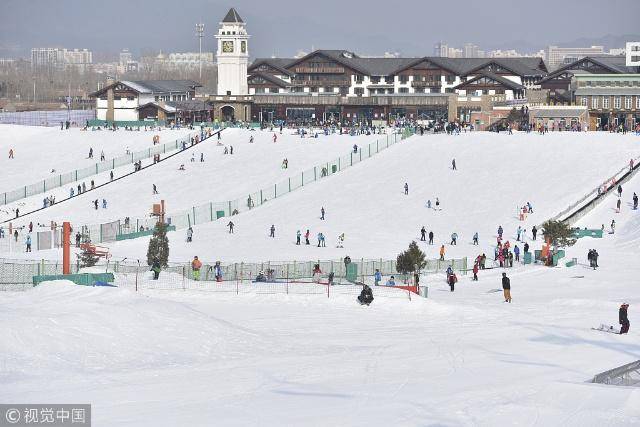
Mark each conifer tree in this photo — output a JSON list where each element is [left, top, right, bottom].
[[146, 222, 169, 267]]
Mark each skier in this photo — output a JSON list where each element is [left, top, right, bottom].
[[473, 232, 479, 245], [88, 147, 93, 159], [217, 132, 221, 142], [249, 135, 254, 143], [25, 235, 32, 252], [452, 158, 456, 170], [450, 232, 458, 245], [270, 224, 275, 238], [532, 225, 538, 241], [100, 150, 105, 161], [502, 272, 512, 303], [611, 219, 616, 234], [420, 226, 426, 241], [200, 153, 204, 162], [102, 199, 107, 209], [497, 225, 504, 239], [224, 147, 228, 154], [439, 244, 445, 261], [357, 284, 374, 305], [296, 230, 301, 245], [28, 222, 33, 233], [426, 199, 432, 209], [592, 249, 599, 268], [227, 221, 234, 233], [404, 182, 409, 195], [353, 144, 358, 153], [447, 270, 456, 292], [153, 184, 158, 194], [633, 192, 638, 210], [374, 269, 382, 286], [9, 148, 14, 159], [472, 262, 479, 281], [320, 207, 325, 220], [70, 188, 75, 198], [616, 198, 622, 213], [617, 184, 622, 198], [13, 230, 18, 241], [619, 303, 630, 334], [429, 231, 434, 245], [304, 229, 310, 245], [151, 257, 161, 280], [186, 227, 193, 243], [191, 256, 202, 281], [524, 242, 530, 253], [110, 171, 114, 181], [230, 146, 234, 155]]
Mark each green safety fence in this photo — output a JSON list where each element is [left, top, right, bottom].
[[33, 273, 115, 286], [116, 225, 176, 241], [87, 119, 167, 128]]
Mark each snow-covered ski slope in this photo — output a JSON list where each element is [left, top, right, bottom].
[[78, 131, 639, 263], [0, 124, 194, 193], [0, 127, 382, 227], [2, 129, 640, 426]]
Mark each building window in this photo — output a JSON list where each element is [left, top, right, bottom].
[[592, 97, 598, 109], [324, 87, 333, 93], [602, 97, 609, 109], [114, 96, 121, 100], [614, 96, 621, 109], [355, 74, 364, 84], [399, 75, 408, 84], [255, 87, 265, 94], [127, 96, 134, 101], [354, 88, 364, 96], [371, 77, 380, 84], [625, 96, 632, 109], [399, 87, 409, 93], [581, 97, 588, 106], [636, 96, 640, 109]]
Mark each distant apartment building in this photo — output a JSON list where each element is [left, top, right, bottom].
[[433, 42, 448, 57], [156, 52, 215, 69], [627, 42, 640, 66], [546, 45, 604, 67], [118, 49, 139, 73], [31, 48, 92, 71]]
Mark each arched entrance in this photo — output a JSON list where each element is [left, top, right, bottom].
[[221, 105, 235, 122]]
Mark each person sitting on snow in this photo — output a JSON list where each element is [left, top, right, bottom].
[[386, 276, 396, 286], [358, 284, 374, 305]]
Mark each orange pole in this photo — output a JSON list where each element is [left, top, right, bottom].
[[63, 221, 71, 274]]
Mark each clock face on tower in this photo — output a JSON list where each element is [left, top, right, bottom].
[[222, 41, 234, 53], [241, 41, 246, 53]]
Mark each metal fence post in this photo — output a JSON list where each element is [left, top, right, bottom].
[[182, 266, 186, 290]]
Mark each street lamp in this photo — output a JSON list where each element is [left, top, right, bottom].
[[195, 23, 205, 81]]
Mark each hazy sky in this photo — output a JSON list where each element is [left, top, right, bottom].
[[1, 0, 638, 59]]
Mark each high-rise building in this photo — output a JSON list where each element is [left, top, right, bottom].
[[546, 45, 604, 67], [119, 49, 133, 66], [434, 42, 448, 57], [463, 43, 479, 58], [626, 42, 640, 66]]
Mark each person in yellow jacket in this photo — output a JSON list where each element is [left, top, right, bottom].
[[439, 245, 446, 261], [192, 256, 203, 281]]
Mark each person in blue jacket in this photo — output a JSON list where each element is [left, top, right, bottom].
[[374, 269, 382, 286]]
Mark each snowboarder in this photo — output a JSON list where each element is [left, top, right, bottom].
[[428, 231, 434, 245], [404, 182, 409, 195], [320, 207, 325, 220], [357, 284, 374, 305], [619, 303, 630, 334], [186, 227, 193, 243], [502, 272, 511, 303], [532, 225, 538, 241], [224, 147, 228, 154], [420, 227, 426, 241], [273, 133, 277, 143], [450, 232, 458, 245], [270, 224, 275, 238], [191, 256, 202, 281], [227, 221, 234, 233]]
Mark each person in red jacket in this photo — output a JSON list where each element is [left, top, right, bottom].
[[472, 262, 479, 281]]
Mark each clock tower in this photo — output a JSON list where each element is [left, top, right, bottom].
[[215, 8, 249, 96]]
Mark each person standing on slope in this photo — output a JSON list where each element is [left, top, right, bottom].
[[270, 224, 275, 238], [439, 244, 446, 261], [191, 256, 202, 281], [227, 221, 234, 234], [320, 207, 325, 220], [633, 192, 638, 210], [452, 158, 457, 170], [532, 225, 538, 241], [502, 272, 512, 303], [404, 182, 409, 195], [428, 230, 434, 245], [619, 303, 630, 334], [420, 227, 426, 241], [296, 230, 301, 245], [473, 232, 479, 245]]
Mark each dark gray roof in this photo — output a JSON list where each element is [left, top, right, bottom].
[[538, 55, 639, 83], [453, 72, 525, 91], [222, 8, 243, 23], [251, 50, 548, 78], [248, 72, 289, 87]]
